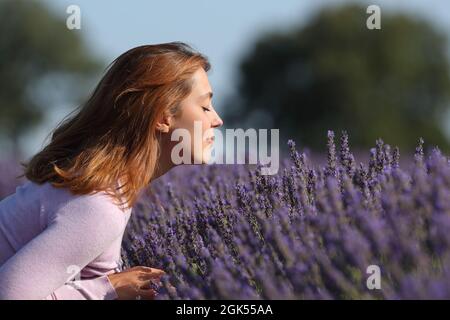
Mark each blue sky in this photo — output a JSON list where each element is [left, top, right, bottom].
[[20, 0, 450, 158]]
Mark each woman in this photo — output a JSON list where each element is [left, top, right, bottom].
[[0, 42, 223, 300]]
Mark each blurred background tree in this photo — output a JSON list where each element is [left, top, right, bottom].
[[0, 0, 102, 158], [222, 4, 450, 153]]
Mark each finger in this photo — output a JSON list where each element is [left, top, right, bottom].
[[138, 288, 157, 300], [134, 266, 152, 272], [136, 266, 166, 275], [144, 279, 162, 288], [138, 270, 166, 279], [138, 279, 155, 290], [142, 282, 162, 296]]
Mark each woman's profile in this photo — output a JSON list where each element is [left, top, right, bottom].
[[0, 41, 223, 300]]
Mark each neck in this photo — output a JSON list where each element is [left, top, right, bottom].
[[150, 136, 177, 183]]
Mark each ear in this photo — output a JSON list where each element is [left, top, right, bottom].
[[155, 113, 173, 133]]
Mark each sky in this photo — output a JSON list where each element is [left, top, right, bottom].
[[19, 0, 450, 158]]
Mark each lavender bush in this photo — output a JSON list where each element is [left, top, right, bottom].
[[120, 130, 450, 300]]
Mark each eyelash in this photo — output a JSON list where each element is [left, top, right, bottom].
[[202, 106, 211, 112]]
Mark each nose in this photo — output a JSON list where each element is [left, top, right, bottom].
[[211, 110, 224, 128]]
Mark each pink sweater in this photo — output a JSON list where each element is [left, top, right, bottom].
[[0, 180, 132, 300]]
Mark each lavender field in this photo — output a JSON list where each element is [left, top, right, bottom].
[[120, 131, 450, 299], [2, 130, 450, 299]]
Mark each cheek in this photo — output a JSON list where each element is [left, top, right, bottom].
[[178, 107, 206, 130], [172, 105, 212, 145], [187, 113, 210, 141]]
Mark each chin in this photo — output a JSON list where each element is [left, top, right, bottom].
[[190, 155, 210, 165], [201, 149, 213, 164], [202, 156, 211, 164], [190, 145, 213, 164]]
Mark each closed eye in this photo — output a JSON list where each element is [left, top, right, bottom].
[[202, 106, 211, 112]]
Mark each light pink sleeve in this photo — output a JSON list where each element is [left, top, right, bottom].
[[43, 275, 118, 300], [0, 195, 124, 300]]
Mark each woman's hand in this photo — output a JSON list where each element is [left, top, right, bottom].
[[107, 266, 166, 300]]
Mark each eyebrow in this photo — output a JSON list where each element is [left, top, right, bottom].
[[199, 91, 213, 101]]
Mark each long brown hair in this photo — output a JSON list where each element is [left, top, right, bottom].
[[18, 41, 211, 211]]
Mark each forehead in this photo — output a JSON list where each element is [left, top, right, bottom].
[[191, 68, 211, 93]]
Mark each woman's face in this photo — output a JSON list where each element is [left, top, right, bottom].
[[162, 67, 224, 165]]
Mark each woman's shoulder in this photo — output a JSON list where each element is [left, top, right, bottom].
[[24, 180, 130, 230]]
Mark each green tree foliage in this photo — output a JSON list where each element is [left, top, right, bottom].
[[222, 4, 450, 153], [0, 0, 102, 156]]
